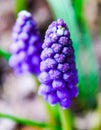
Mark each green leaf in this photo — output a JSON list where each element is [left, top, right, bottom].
[[15, 0, 28, 16], [72, 0, 83, 23], [0, 49, 11, 61], [0, 113, 59, 129], [59, 107, 74, 130], [47, 0, 80, 51]]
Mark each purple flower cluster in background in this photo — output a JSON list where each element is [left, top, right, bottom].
[[9, 11, 42, 75], [38, 19, 78, 109]]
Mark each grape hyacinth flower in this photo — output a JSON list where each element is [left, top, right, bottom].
[[38, 19, 78, 109], [9, 11, 42, 75]]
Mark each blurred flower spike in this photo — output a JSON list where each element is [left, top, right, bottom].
[[38, 19, 79, 109], [9, 10, 42, 75]]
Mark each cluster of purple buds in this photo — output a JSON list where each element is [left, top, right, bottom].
[[9, 11, 42, 75], [38, 19, 78, 109], [9, 10, 78, 109]]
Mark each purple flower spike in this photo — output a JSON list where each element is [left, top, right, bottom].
[[9, 10, 42, 75], [38, 19, 79, 109]]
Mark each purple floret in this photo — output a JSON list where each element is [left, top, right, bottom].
[[9, 10, 42, 75], [38, 19, 79, 109]]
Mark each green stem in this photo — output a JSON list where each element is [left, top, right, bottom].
[[0, 49, 11, 61], [15, 0, 28, 16], [59, 108, 73, 130], [44, 103, 61, 130], [0, 113, 59, 129], [97, 94, 101, 129], [33, 76, 60, 130], [36, 98, 61, 130], [91, 94, 101, 130]]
